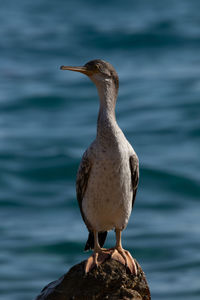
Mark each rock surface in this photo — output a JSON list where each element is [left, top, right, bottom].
[[35, 258, 151, 300]]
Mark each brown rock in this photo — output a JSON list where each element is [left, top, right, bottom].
[[35, 258, 151, 300]]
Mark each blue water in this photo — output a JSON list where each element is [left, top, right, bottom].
[[1, 0, 200, 299]]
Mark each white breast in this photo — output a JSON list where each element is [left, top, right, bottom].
[[82, 136, 134, 232]]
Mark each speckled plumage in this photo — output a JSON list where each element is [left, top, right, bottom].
[[75, 60, 139, 247]]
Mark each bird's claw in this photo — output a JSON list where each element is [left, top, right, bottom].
[[85, 250, 110, 273], [110, 247, 137, 275]]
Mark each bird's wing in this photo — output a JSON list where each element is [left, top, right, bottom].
[[76, 149, 92, 230], [129, 155, 139, 208]]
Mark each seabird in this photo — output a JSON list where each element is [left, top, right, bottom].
[[60, 59, 139, 274]]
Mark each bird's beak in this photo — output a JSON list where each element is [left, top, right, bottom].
[[60, 65, 92, 76]]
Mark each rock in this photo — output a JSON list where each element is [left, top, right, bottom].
[[35, 258, 151, 300]]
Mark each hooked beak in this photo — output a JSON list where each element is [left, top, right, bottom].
[[60, 65, 92, 76]]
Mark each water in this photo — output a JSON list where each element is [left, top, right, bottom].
[[1, 0, 200, 299]]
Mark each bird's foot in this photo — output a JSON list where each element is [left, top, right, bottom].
[[85, 249, 110, 273], [110, 246, 137, 275]]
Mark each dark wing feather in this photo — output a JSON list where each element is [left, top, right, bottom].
[[76, 150, 92, 230], [76, 150, 108, 251], [129, 155, 139, 208]]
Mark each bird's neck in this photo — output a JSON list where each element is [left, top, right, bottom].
[[95, 81, 119, 140]]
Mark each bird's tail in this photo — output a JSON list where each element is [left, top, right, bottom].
[[84, 231, 107, 251]]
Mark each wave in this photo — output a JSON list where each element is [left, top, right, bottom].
[[0, 95, 67, 113]]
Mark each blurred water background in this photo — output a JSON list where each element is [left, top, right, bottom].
[[0, 0, 200, 299]]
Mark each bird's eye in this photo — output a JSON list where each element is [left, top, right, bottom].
[[95, 64, 100, 71]]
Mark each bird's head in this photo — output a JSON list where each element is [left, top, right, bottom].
[[60, 59, 119, 92]]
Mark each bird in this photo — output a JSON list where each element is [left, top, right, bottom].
[[60, 59, 139, 274]]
